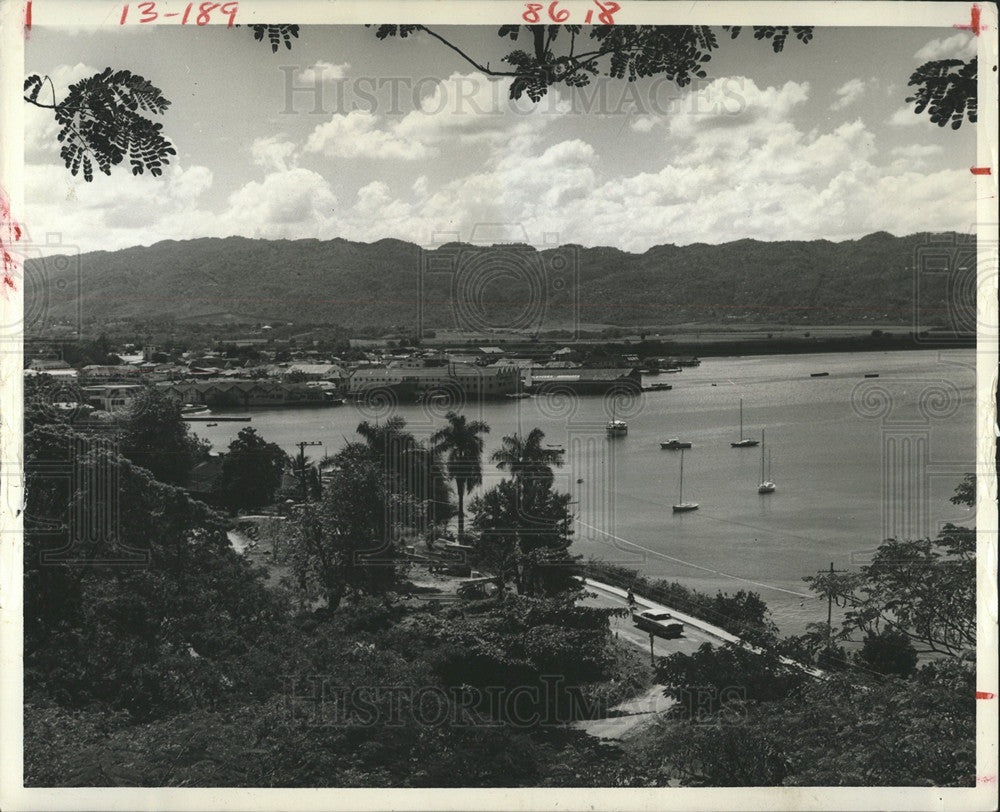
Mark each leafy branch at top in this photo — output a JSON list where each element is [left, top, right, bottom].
[[26, 68, 175, 182], [23, 25, 300, 181], [370, 24, 814, 101], [249, 24, 300, 52], [905, 57, 978, 129]]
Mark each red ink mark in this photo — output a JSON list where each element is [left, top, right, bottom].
[[971, 167, 992, 175], [978, 775, 997, 785], [594, 0, 620, 24], [976, 691, 996, 699], [25, 1, 31, 31], [955, 4, 983, 36], [1, 187, 23, 293]]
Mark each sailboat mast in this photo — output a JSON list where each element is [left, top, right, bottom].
[[760, 428, 766, 481], [739, 398, 744, 440], [678, 448, 684, 503]]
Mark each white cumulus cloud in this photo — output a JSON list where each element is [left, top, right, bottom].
[[831, 78, 868, 111], [914, 33, 977, 62], [304, 110, 430, 161]]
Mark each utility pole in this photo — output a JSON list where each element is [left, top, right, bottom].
[[821, 561, 848, 657], [295, 440, 322, 503]]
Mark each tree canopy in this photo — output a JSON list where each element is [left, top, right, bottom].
[[472, 428, 579, 596], [118, 387, 208, 486], [286, 442, 404, 610], [216, 427, 288, 514], [431, 411, 490, 540], [370, 24, 814, 101]]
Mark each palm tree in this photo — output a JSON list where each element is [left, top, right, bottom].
[[491, 427, 564, 493], [356, 416, 412, 460], [431, 411, 490, 540]]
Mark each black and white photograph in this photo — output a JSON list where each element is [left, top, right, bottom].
[[0, 1, 997, 809]]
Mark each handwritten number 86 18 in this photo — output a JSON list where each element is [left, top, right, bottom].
[[522, 1, 620, 24]]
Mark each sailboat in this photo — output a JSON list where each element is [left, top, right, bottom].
[[730, 398, 759, 448], [758, 428, 776, 494], [672, 448, 699, 512], [606, 401, 628, 436]]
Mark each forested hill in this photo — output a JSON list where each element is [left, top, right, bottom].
[[25, 231, 974, 330]]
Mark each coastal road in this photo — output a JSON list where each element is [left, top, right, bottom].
[[580, 581, 723, 660], [573, 582, 723, 740]]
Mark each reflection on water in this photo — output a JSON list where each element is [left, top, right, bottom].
[[195, 349, 977, 634]]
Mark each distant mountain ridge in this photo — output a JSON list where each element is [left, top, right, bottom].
[[24, 231, 974, 330]]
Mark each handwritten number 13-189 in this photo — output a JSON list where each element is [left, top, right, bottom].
[[121, 2, 239, 26], [522, 1, 620, 24]]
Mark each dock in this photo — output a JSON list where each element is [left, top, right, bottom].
[[182, 415, 252, 422]]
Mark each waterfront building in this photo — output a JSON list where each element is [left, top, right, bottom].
[[81, 384, 145, 413], [157, 379, 331, 407], [79, 364, 142, 383], [525, 367, 643, 395], [347, 361, 520, 400]]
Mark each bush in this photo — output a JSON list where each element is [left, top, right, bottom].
[[856, 629, 918, 678]]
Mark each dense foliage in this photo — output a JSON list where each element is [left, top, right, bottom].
[[804, 525, 976, 657], [905, 57, 978, 129], [286, 443, 405, 610], [23, 412, 643, 787], [24, 424, 281, 720], [628, 658, 976, 787], [472, 428, 580, 596], [216, 427, 288, 513], [119, 387, 209, 485]]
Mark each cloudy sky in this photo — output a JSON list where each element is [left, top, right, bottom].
[[24, 24, 978, 254]]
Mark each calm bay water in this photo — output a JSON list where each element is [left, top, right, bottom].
[[196, 348, 977, 635]]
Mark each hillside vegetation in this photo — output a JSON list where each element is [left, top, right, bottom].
[[25, 232, 974, 330]]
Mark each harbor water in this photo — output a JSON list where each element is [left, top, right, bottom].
[[194, 348, 978, 635]]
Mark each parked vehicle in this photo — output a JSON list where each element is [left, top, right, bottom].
[[632, 610, 684, 639]]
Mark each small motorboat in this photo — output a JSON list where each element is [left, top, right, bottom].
[[660, 438, 692, 450]]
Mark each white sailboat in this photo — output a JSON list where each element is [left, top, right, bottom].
[[672, 448, 699, 512], [758, 428, 776, 494], [730, 398, 759, 448], [606, 401, 627, 436]]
